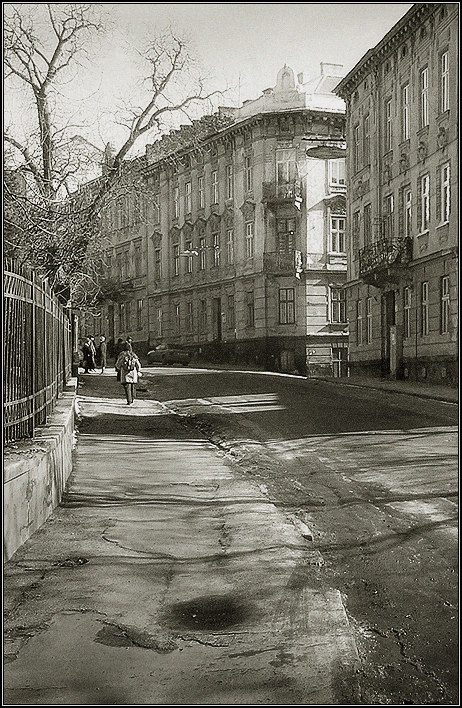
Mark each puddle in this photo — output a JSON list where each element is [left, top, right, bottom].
[[162, 594, 256, 631]]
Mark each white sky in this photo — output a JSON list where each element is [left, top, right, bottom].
[[5, 3, 413, 159], [108, 2, 413, 102]]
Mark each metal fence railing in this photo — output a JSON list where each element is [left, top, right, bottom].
[[4, 260, 72, 443]]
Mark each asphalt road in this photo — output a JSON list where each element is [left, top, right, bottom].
[[4, 366, 457, 705], [142, 366, 459, 705]]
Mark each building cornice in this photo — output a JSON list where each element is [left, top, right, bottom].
[[334, 3, 440, 98], [143, 107, 345, 177]]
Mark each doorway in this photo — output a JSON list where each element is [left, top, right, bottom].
[[212, 298, 222, 341], [381, 290, 396, 375]]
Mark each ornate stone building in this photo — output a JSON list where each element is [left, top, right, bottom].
[[335, 3, 458, 384], [93, 64, 348, 375]]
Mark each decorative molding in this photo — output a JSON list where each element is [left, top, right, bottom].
[[399, 151, 409, 173], [437, 125, 448, 149], [417, 140, 428, 161], [240, 199, 256, 220]]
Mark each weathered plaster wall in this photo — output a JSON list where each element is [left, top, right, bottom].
[[3, 380, 77, 562]]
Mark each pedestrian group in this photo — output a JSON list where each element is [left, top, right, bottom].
[[79, 334, 142, 405]]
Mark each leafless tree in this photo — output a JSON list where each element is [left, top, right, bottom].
[[4, 3, 226, 304]]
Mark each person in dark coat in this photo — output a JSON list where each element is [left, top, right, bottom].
[[82, 337, 96, 373], [99, 335, 107, 374], [88, 336, 97, 371]]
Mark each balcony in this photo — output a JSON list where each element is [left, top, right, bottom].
[[262, 180, 302, 205], [263, 251, 301, 275], [359, 237, 413, 286]]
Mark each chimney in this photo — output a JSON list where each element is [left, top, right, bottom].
[[320, 62, 344, 77], [297, 72, 304, 84]]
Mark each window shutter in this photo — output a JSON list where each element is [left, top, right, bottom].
[[436, 167, 442, 222]]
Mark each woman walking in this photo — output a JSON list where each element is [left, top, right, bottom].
[[115, 343, 142, 405]]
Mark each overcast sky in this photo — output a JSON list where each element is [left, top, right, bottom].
[[107, 3, 413, 104], [6, 3, 413, 159]]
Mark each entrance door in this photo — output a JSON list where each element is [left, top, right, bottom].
[[381, 290, 396, 375], [212, 298, 222, 341]]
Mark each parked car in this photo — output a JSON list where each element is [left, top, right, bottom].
[[146, 343, 192, 366]]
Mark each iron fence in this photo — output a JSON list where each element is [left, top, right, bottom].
[[4, 260, 72, 443]]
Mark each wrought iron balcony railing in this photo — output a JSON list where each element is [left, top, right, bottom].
[[262, 180, 302, 203], [359, 237, 413, 283]]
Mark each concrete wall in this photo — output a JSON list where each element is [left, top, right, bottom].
[[3, 380, 77, 562]]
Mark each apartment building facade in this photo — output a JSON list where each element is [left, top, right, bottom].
[[89, 64, 348, 376], [335, 3, 458, 384]]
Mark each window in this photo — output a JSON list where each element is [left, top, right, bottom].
[[277, 218, 295, 254], [173, 244, 180, 276], [226, 228, 234, 265], [440, 275, 449, 334], [384, 194, 394, 239], [401, 84, 410, 141], [364, 204, 372, 246], [440, 50, 449, 112], [420, 67, 429, 128], [244, 156, 253, 192], [227, 294, 235, 329], [199, 299, 207, 333], [330, 216, 346, 253], [330, 288, 346, 323], [357, 300, 363, 346], [211, 170, 218, 204], [353, 124, 361, 172], [185, 240, 193, 273], [226, 164, 234, 199], [154, 248, 161, 281], [153, 197, 160, 224], [419, 174, 430, 231], [245, 222, 254, 259], [421, 281, 429, 335], [245, 291, 255, 327], [173, 185, 179, 218], [404, 188, 412, 237], [385, 98, 392, 151], [175, 303, 181, 333], [119, 302, 126, 332], [276, 148, 297, 195], [366, 297, 373, 343], [212, 233, 220, 267], [363, 116, 370, 165], [199, 236, 206, 270], [403, 287, 412, 339], [198, 176, 204, 208], [186, 302, 193, 332], [134, 245, 142, 277], [185, 181, 192, 213], [329, 159, 346, 186], [279, 288, 295, 324], [136, 299, 143, 330], [156, 307, 163, 337], [352, 211, 360, 257], [440, 162, 450, 223]]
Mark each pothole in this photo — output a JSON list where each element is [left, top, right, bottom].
[[162, 594, 257, 631]]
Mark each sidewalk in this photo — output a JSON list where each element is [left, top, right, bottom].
[[4, 376, 359, 705]]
